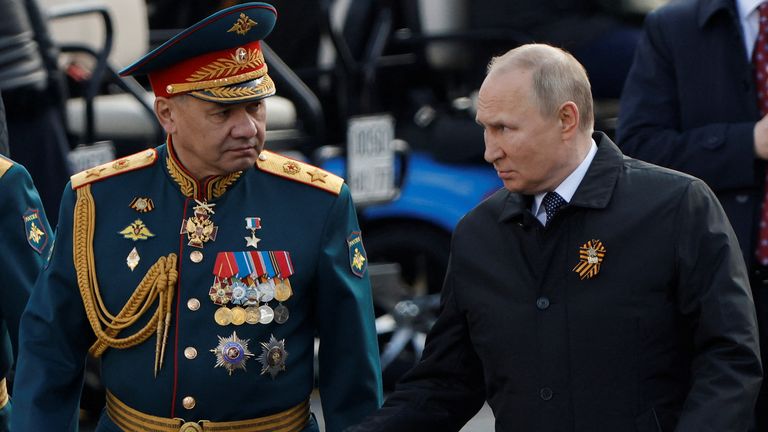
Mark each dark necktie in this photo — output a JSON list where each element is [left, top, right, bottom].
[[542, 191, 567, 225], [755, 3, 768, 264]]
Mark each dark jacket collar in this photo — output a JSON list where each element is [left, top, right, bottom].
[[698, 0, 737, 28], [163, 137, 243, 201], [499, 132, 622, 223]]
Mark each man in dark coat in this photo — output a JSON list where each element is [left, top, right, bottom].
[[348, 43, 762, 431], [616, 0, 768, 427]]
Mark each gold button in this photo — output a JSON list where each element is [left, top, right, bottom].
[[190, 251, 203, 263], [187, 298, 200, 311], [180, 422, 203, 432], [182, 396, 196, 410], [184, 347, 198, 359]]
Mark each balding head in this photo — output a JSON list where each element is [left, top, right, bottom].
[[487, 44, 594, 135]]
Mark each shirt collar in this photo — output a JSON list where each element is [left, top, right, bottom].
[[531, 139, 598, 220]]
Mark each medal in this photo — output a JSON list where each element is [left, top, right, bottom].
[[572, 239, 606, 280], [256, 279, 275, 302], [209, 279, 233, 305], [180, 200, 218, 248], [245, 306, 261, 324], [274, 279, 293, 302], [257, 334, 288, 379], [258, 304, 274, 324], [214, 307, 233, 326], [230, 280, 248, 305], [211, 331, 254, 375], [244, 217, 262, 249], [274, 304, 289, 324], [126, 247, 140, 271], [129, 197, 155, 213], [231, 306, 246, 325]]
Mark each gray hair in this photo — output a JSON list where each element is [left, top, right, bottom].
[[487, 44, 594, 133]]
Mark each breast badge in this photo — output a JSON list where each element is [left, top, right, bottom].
[[129, 196, 155, 213], [211, 331, 254, 375], [257, 334, 288, 379]]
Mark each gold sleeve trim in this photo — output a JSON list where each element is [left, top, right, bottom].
[[71, 149, 158, 189], [74, 184, 178, 376], [0, 378, 8, 410], [256, 151, 344, 195], [0, 157, 13, 179]]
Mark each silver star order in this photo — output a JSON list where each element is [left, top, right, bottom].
[[211, 331, 254, 375], [257, 334, 288, 379]]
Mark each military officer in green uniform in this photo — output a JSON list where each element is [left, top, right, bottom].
[[10, 4, 382, 431], [0, 92, 53, 432]]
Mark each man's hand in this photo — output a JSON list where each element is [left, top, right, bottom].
[[754, 114, 768, 159]]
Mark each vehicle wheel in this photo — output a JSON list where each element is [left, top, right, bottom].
[[363, 223, 451, 296]]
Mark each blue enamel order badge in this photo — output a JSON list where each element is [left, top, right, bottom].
[[23, 208, 49, 254], [347, 231, 367, 278]]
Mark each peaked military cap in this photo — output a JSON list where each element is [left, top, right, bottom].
[[119, 2, 277, 103]]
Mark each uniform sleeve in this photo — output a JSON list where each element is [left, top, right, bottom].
[[314, 184, 383, 432], [616, 11, 756, 192], [347, 237, 486, 432], [674, 180, 762, 431], [0, 163, 52, 371], [10, 185, 94, 431]]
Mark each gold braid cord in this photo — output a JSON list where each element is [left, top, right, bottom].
[[74, 185, 178, 376]]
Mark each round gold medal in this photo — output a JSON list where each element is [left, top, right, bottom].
[[274, 280, 293, 302], [214, 307, 233, 326], [245, 306, 261, 324], [230, 306, 246, 325]]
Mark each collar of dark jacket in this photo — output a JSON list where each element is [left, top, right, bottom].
[[498, 131, 622, 223], [697, 0, 736, 29]]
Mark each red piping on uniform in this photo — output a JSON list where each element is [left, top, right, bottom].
[[170, 196, 192, 418]]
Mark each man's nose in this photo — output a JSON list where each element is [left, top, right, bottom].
[[484, 134, 502, 164], [230, 109, 259, 138]]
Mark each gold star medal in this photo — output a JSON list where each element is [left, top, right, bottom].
[[257, 334, 288, 379], [211, 331, 254, 375], [572, 239, 606, 280], [244, 217, 261, 249]]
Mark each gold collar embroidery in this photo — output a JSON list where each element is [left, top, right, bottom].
[[165, 142, 242, 201]]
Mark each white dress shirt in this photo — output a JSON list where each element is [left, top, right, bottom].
[[532, 139, 598, 225]]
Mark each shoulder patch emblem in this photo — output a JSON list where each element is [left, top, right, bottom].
[[71, 149, 158, 189], [256, 151, 344, 195], [347, 231, 367, 278], [23, 208, 49, 254]]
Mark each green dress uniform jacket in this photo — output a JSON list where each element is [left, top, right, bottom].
[[0, 156, 52, 431], [350, 134, 762, 432], [11, 142, 382, 432]]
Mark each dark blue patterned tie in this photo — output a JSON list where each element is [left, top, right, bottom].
[[542, 191, 567, 225]]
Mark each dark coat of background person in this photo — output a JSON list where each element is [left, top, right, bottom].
[[0, 92, 54, 431], [0, 0, 72, 226], [616, 0, 768, 427], [347, 134, 762, 432]]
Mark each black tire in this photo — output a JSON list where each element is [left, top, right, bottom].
[[363, 222, 451, 296]]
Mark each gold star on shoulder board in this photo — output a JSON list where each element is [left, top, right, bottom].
[[307, 169, 328, 183]]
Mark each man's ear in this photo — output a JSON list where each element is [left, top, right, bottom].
[[154, 97, 176, 134], [558, 101, 579, 139]]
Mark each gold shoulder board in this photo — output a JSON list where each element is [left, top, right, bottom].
[[71, 149, 158, 190], [0, 156, 14, 179], [256, 150, 344, 195]]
